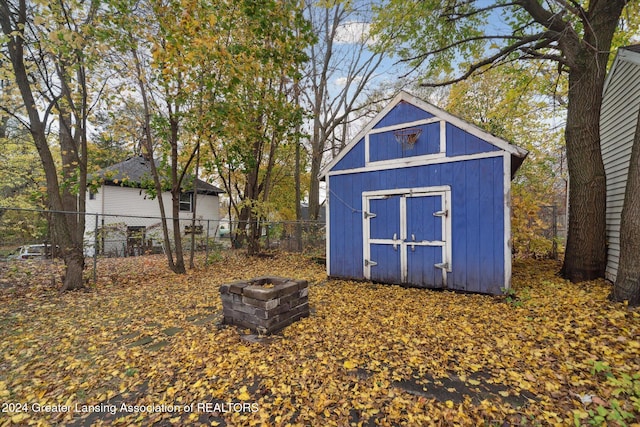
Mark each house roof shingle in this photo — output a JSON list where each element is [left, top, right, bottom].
[[94, 156, 224, 195]]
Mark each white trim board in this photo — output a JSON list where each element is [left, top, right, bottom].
[[503, 153, 513, 290], [319, 90, 527, 179], [326, 150, 505, 177]]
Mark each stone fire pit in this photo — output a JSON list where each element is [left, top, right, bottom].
[[219, 276, 309, 334]]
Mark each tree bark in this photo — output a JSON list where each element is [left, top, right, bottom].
[[611, 108, 640, 306], [169, 112, 186, 274], [58, 104, 85, 291], [559, 0, 626, 282], [130, 46, 176, 272], [560, 58, 608, 281], [304, 2, 385, 221], [1, 0, 88, 291]]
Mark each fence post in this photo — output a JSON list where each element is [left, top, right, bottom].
[[205, 219, 210, 265], [93, 213, 98, 284], [551, 205, 558, 260]]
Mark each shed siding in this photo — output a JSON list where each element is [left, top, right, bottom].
[[601, 54, 640, 282], [447, 124, 500, 156], [373, 101, 434, 129], [369, 121, 441, 162], [332, 138, 365, 171], [328, 156, 505, 293]]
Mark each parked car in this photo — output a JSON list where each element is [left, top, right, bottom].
[[8, 244, 56, 260], [218, 225, 230, 238]]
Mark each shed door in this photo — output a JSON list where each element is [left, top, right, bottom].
[[367, 195, 403, 284], [363, 188, 451, 287]]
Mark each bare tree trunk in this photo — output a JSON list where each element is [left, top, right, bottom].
[[304, 2, 386, 221], [558, 1, 624, 282], [242, 172, 261, 256], [295, 117, 302, 252], [308, 129, 324, 220], [612, 109, 640, 306], [561, 62, 607, 281], [169, 112, 186, 274], [1, 0, 89, 291], [58, 103, 85, 291], [130, 46, 176, 272], [189, 146, 200, 269]]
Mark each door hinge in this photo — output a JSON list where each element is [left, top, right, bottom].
[[365, 259, 378, 267], [364, 211, 377, 219], [433, 210, 448, 217], [434, 262, 449, 270]]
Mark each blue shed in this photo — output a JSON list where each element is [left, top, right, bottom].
[[320, 91, 528, 294]]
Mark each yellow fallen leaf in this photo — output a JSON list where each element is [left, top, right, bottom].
[[238, 385, 250, 400], [343, 360, 357, 369], [11, 413, 30, 423]]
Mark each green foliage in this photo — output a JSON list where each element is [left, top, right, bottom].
[[0, 209, 49, 247], [124, 367, 138, 377], [371, 1, 638, 85], [206, 248, 224, 264], [88, 109, 139, 170], [501, 286, 531, 308], [445, 63, 566, 259], [583, 361, 640, 426]]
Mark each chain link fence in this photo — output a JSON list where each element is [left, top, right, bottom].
[[512, 204, 566, 260], [0, 207, 326, 283]]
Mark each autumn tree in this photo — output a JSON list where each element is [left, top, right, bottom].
[[0, 119, 48, 244], [446, 62, 566, 258], [195, 1, 311, 254], [372, 0, 637, 282], [1, 0, 107, 290], [302, 0, 388, 220], [88, 106, 143, 170], [103, 0, 215, 273]]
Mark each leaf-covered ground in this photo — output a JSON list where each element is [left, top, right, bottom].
[[0, 253, 639, 426]]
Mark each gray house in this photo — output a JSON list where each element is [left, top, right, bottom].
[[600, 45, 640, 282]]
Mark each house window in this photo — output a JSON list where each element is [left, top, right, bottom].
[[89, 190, 96, 200], [179, 193, 193, 212]]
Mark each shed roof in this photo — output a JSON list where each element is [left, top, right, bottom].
[[320, 91, 528, 179], [622, 44, 640, 54], [94, 156, 224, 195]]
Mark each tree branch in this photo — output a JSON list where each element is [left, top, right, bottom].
[[441, 1, 519, 21], [517, 0, 570, 34], [419, 31, 567, 87], [401, 34, 532, 64]]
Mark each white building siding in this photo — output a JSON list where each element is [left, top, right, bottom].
[[85, 185, 220, 255], [600, 48, 640, 282]]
